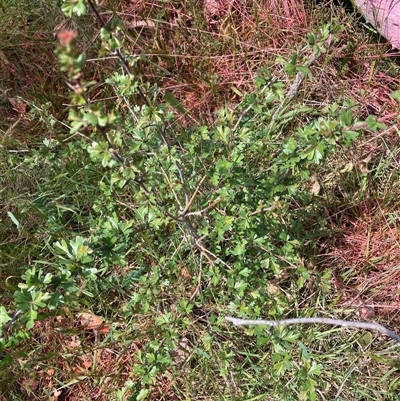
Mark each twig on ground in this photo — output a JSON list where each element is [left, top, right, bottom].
[[226, 316, 400, 343]]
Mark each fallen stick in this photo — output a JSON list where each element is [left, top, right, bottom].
[[226, 316, 400, 343]]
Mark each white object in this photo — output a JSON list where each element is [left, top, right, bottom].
[[355, 0, 400, 48]]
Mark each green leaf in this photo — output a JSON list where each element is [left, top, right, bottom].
[[365, 115, 386, 132], [61, 2, 74, 17], [164, 90, 187, 114], [273, 359, 287, 377], [202, 333, 212, 351], [70, 236, 93, 260], [308, 362, 322, 376], [296, 65, 311, 75], [75, 53, 87, 69], [7, 211, 21, 229], [283, 138, 297, 155], [343, 130, 359, 144], [84, 112, 98, 126], [215, 126, 231, 144], [0, 306, 11, 326], [109, 36, 121, 51], [104, 17, 123, 32], [298, 341, 310, 360], [75, 1, 87, 16], [26, 308, 37, 329], [215, 158, 233, 174], [340, 109, 353, 126], [283, 62, 297, 75], [32, 291, 50, 308], [238, 267, 251, 277], [232, 241, 248, 256], [62, 0, 87, 17], [88, 141, 104, 156], [54, 239, 72, 259], [390, 90, 400, 101], [70, 120, 84, 134]]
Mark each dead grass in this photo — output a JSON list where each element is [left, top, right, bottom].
[[117, 0, 313, 122], [2, 314, 141, 400], [115, 0, 400, 128], [322, 140, 400, 329], [331, 216, 400, 302]]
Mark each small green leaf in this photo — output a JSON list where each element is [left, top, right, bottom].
[[390, 90, 400, 101], [343, 130, 359, 145], [273, 360, 287, 377], [215, 126, 230, 144], [7, 211, 21, 229], [54, 239, 72, 258], [296, 66, 311, 75], [307, 33, 316, 45], [215, 158, 232, 174], [202, 333, 212, 351], [75, 1, 87, 16], [340, 109, 353, 126], [365, 115, 386, 132], [26, 308, 37, 329], [75, 53, 87, 69], [70, 120, 84, 134], [308, 362, 322, 376], [61, 0, 87, 17], [164, 90, 187, 114], [0, 306, 11, 326], [84, 112, 98, 126], [283, 62, 297, 75], [283, 138, 297, 154], [298, 341, 310, 360], [238, 267, 251, 276]]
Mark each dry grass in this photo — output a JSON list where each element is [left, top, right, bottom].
[[117, 0, 313, 121], [115, 0, 400, 126], [322, 133, 400, 331], [2, 315, 140, 400]]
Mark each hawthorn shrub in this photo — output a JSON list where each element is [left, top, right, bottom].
[[2, 1, 396, 399]]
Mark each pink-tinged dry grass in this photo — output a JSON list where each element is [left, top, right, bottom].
[[118, 0, 313, 121]]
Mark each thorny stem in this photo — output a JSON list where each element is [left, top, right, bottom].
[[85, 0, 235, 272], [88, 1, 191, 205], [86, 0, 149, 107]]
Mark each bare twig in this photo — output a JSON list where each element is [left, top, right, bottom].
[[226, 316, 400, 343], [270, 34, 333, 125], [190, 253, 203, 301], [185, 197, 224, 216], [1, 310, 22, 337], [179, 175, 206, 217], [249, 204, 276, 216], [86, 0, 149, 107]]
